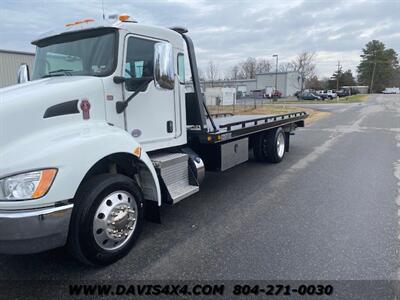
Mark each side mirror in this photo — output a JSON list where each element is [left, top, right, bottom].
[[17, 64, 30, 84], [154, 42, 175, 90]]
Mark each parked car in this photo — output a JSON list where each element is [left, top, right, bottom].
[[315, 90, 328, 99], [324, 90, 337, 99], [316, 90, 337, 100], [382, 87, 400, 94], [337, 89, 350, 97], [349, 88, 360, 95], [265, 89, 282, 99], [298, 92, 322, 100]]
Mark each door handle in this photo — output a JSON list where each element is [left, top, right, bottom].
[[167, 121, 173, 133]]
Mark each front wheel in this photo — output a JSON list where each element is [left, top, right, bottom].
[[68, 174, 144, 266]]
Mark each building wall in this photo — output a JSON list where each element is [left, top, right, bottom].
[[0, 50, 35, 88], [342, 85, 369, 94], [185, 72, 301, 98], [185, 79, 257, 95], [256, 73, 287, 95], [286, 72, 302, 96], [204, 87, 236, 106], [256, 71, 301, 97]]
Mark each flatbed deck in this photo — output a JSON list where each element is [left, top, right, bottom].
[[188, 111, 308, 144]]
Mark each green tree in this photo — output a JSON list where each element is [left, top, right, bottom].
[[342, 70, 356, 86], [388, 67, 400, 87], [305, 75, 323, 90], [357, 40, 399, 92], [328, 69, 356, 89]]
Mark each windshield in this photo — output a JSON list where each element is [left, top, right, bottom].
[[32, 28, 117, 79]]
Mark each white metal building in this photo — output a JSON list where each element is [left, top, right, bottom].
[[185, 71, 301, 98], [204, 87, 236, 106], [0, 49, 35, 88], [256, 71, 302, 97]]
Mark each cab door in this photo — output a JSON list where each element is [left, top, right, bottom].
[[122, 35, 176, 151]]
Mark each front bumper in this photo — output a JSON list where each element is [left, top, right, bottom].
[[0, 204, 73, 254]]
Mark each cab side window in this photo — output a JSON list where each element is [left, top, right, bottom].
[[125, 37, 156, 91], [177, 53, 185, 84]]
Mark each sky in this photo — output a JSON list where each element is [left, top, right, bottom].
[[1, 0, 399, 78]]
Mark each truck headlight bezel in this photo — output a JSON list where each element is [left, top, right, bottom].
[[0, 169, 57, 201]]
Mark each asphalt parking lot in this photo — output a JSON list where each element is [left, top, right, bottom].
[[0, 94, 399, 283]]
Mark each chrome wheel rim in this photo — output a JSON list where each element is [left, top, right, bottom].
[[277, 132, 285, 158], [93, 190, 138, 251]]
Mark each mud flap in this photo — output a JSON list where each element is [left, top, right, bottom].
[[144, 200, 161, 224]]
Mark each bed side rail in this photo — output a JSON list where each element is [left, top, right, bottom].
[[219, 111, 308, 131]]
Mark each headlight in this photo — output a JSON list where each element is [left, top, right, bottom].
[[0, 169, 57, 200]]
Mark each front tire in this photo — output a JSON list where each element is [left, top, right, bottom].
[[68, 174, 144, 266]]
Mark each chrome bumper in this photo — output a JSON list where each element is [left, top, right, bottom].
[[0, 204, 73, 254]]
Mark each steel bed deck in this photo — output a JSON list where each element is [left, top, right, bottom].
[[188, 111, 308, 144]]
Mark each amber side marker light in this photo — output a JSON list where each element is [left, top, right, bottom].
[[133, 146, 142, 158], [32, 169, 58, 199]]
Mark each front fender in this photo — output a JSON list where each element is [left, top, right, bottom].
[[0, 121, 161, 209]]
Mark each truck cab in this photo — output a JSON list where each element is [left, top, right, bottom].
[[31, 22, 187, 151], [0, 16, 307, 265]]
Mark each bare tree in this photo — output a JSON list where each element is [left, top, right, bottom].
[[196, 67, 206, 91], [239, 57, 257, 79], [230, 65, 240, 80], [197, 67, 205, 81], [256, 59, 272, 74], [207, 61, 219, 86], [305, 75, 323, 90], [291, 51, 316, 91], [279, 62, 295, 72]]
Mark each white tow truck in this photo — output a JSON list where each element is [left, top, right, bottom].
[[0, 16, 307, 265]]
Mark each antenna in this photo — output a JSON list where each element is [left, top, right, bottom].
[[101, 0, 105, 21]]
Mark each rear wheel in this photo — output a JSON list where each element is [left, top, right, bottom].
[[253, 127, 286, 163], [68, 174, 144, 266]]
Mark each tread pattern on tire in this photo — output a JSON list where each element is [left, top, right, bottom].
[[67, 174, 144, 266], [253, 127, 285, 163]]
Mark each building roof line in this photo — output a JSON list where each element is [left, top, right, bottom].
[[256, 71, 298, 75], [193, 79, 256, 83], [0, 49, 35, 56]]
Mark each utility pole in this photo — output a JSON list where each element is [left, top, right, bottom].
[[273, 54, 278, 102], [370, 61, 377, 94], [336, 61, 341, 91], [101, 0, 105, 21]]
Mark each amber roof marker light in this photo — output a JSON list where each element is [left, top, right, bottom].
[[65, 18, 95, 27]]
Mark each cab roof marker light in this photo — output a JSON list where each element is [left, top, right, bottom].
[[118, 13, 130, 22], [65, 18, 95, 27]]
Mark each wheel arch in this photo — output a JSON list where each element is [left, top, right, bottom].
[[74, 152, 161, 206]]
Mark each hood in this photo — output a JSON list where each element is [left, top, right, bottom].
[[0, 76, 106, 152]]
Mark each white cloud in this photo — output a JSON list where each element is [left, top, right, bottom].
[[0, 0, 399, 79]]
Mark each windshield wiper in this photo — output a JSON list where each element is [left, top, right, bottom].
[[42, 69, 73, 78]]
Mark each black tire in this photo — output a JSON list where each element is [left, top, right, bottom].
[[67, 174, 144, 266], [253, 127, 286, 163]]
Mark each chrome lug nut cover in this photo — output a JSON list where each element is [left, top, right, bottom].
[[93, 190, 138, 251]]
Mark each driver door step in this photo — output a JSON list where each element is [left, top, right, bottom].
[[150, 153, 199, 204]]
